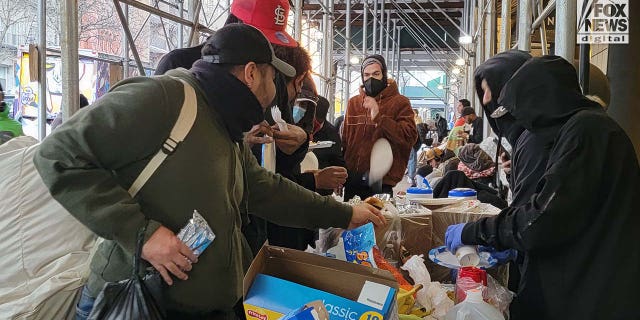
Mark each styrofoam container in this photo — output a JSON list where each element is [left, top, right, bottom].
[[448, 188, 477, 200], [406, 187, 434, 200]]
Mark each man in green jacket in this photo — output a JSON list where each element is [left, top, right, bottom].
[[34, 24, 383, 319], [0, 84, 24, 144]]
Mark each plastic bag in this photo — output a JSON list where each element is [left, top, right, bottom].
[[444, 289, 504, 320], [426, 282, 455, 319], [485, 273, 514, 317], [376, 205, 402, 267], [342, 223, 377, 267], [401, 255, 432, 309], [88, 224, 164, 320]]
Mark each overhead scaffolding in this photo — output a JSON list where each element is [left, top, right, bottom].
[[33, 0, 625, 143]]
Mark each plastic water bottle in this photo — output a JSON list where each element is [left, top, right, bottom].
[[445, 289, 504, 320]]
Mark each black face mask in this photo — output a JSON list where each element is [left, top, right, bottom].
[[363, 77, 386, 97]]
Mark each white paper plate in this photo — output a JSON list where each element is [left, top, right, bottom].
[[309, 141, 335, 150], [368, 138, 393, 186]]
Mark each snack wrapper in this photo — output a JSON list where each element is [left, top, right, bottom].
[[177, 210, 215, 257], [342, 223, 377, 268]]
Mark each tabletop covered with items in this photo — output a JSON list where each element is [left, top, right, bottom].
[[242, 194, 515, 320]]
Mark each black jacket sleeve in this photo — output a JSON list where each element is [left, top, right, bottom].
[[469, 118, 484, 144], [461, 119, 601, 252]]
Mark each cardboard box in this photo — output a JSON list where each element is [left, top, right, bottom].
[[375, 213, 433, 263], [244, 245, 398, 320]]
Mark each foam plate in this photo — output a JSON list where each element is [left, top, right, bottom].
[[368, 138, 393, 186], [309, 141, 335, 150], [428, 246, 497, 269]]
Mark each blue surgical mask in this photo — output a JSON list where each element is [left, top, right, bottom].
[[292, 105, 306, 123]]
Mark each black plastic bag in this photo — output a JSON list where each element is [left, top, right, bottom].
[[88, 223, 165, 320]]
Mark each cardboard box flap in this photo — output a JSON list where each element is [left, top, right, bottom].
[[244, 245, 398, 300]]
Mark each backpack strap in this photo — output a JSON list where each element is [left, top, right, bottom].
[[128, 79, 197, 197]]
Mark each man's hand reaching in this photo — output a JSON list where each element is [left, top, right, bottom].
[[244, 121, 274, 147], [272, 123, 308, 155], [142, 226, 198, 286]]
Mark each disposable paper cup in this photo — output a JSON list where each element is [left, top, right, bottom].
[[455, 246, 480, 267]]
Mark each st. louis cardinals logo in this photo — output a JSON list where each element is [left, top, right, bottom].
[[274, 4, 286, 25]]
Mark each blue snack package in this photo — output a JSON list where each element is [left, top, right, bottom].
[[341, 223, 377, 268], [177, 210, 216, 257]]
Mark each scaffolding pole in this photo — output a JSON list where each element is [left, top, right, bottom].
[[379, 0, 385, 55], [294, 0, 303, 42], [363, 2, 368, 57], [385, 9, 391, 62], [555, 0, 576, 61], [485, 0, 495, 59], [517, 0, 532, 51], [117, 0, 213, 34], [114, 0, 146, 75], [535, 0, 549, 55], [188, 0, 202, 46], [396, 26, 402, 79], [531, 0, 556, 31], [326, 0, 335, 117], [372, 0, 378, 53], [476, 0, 485, 110], [122, 4, 129, 77], [178, 0, 184, 48], [38, 0, 47, 140], [321, 1, 329, 96], [390, 19, 397, 78], [61, 0, 80, 124], [344, 0, 351, 109], [500, 0, 511, 52]]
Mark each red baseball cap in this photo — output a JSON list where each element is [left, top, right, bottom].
[[230, 0, 298, 47]]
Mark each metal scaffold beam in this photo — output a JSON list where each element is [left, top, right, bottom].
[[116, 0, 214, 34], [343, 0, 351, 112], [38, 0, 47, 140], [113, 0, 146, 75], [61, 0, 80, 123], [500, 0, 511, 52], [517, 0, 533, 51], [555, 0, 576, 61]]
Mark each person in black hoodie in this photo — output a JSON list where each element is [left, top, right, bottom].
[[446, 56, 640, 319], [310, 96, 347, 196]]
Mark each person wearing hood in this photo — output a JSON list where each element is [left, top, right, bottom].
[[342, 54, 417, 200], [457, 143, 495, 186], [0, 85, 23, 144], [34, 24, 385, 319], [446, 56, 640, 319], [472, 49, 614, 300]]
